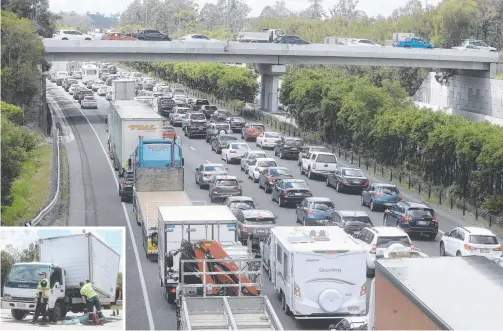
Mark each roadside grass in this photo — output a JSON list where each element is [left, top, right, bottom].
[[1, 144, 53, 225], [496, 72, 503, 80]]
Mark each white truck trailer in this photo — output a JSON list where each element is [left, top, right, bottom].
[[107, 100, 163, 171], [1, 233, 120, 322], [236, 28, 283, 43], [262, 226, 367, 320]]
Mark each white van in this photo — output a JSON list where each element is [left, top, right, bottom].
[[263, 226, 367, 319]]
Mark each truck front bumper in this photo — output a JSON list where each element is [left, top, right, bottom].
[[2, 299, 36, 311]]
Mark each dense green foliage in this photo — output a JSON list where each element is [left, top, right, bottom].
[[1, 0, 58, 37], [128, 62, 259, 102], [280, 67, 503, 210]]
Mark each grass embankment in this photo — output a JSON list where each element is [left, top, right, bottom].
[[1, 144, 53, 225]]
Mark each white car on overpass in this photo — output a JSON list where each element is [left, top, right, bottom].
[[179, 34, 217, 42], [452, 39, 497, 52], [53, 29, 93, 40], [346, 38, 382, 47]]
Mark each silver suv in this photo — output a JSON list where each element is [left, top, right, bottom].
[[209, 175, 243, 203]]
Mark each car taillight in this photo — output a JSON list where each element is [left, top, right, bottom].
[[397, 194, 403, 200], [360, 284, 367, 296], [432, 217, 439, 222], [237, 186, 241, 190], [493, 246, 502, 251], [464, 244, 475, 250], [175, 114, 179, 117], [122, 183, 126, 188], [306, 210, 313, 214], [306, 190, 312, 196], [212, 186, 217, 190], [343, 179, 349, 185], [242, 227, 248, 232], [284, 190, 290, 195], [363, 180, 369, 186], [294, 283, 301, 298], [374, 192, 380, 197], [268, 178, 274, 183], [312, 163, 316, 169], [403, 216, 410, 222], [264, 138, 268, 142], [370, 244, 376, 254], [410, 244, 415, 249]]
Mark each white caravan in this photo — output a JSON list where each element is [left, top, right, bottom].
[[263, 226, 367, 319], [81, 64, 99, 83]]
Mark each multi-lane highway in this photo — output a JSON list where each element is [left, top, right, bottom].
[[48, 80, 494, 330]]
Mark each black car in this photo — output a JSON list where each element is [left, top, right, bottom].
[[191, 99, 209, 112], [275, 35, 310, 44], [223, 196, 258, 217], [211, 109, 232, 122], [227, 116, 246, 133], [271, 179, 312, 207], [201, 105, 218, 118], [326, 167, 369, 193], [107, 65, 117, 75], [258, 167, 294, 193], [211, 134, 238, 154], [383, 201, 438, 240], [184, 112, 207, 138], [118, 169, 134, 202], [157, 97, 177, 116], [274, 137, 303, 159], [78, 89, 93, 104], [63, 78, 78, 91], [331, 210, 373, 235]]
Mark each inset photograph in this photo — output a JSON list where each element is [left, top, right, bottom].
[[0, 227, 125, 330]]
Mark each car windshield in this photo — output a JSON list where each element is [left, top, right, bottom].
[[84, 96, 95, 100], [258, 160, 276, 167], [216, 124, 229, 129], [219, 135, 237, 141], [376, 236, 411, 248], [316, 154, 336, 163], [230, 143, 249, 150], [206, 106, 218, 111], [265, 133, 280, 138], [270, 168, 292, 176], [313, 202, 334, 210], [251, 125, 265, 130], [216, 179, 238, 187], [196, 100, 209, 105], [377, 186, 399, 194], [163, 127, 174, 132], [191, 114, 205, 120], [245, 214, 275, 224], [343, 216, 373, 224], [284, 181, 308, 189], [176, 109, 187, 114], [6, 264, 51, 283], [204, 165, 226, 172], [82, 91, 92, 95], [231, 117, 244, 122], [343, 169, 365, 177], [229, 201, 254, 209], [408, 209, 434, 217], [161, 99, 175, 104], [311, 146, 330, 153], [249, 153, 266, 159], [285, 139, 303, 146], [469, 235, 499, 245]]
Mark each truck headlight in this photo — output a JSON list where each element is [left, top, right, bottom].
[[3, 294, 12, 300]]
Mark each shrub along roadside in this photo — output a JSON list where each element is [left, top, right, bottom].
[[126, 62, 259, 103], [279, 68, 503, 220]]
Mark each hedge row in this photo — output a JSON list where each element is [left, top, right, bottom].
[[279, 68, 503, 211], [127, 62, 259, 103]]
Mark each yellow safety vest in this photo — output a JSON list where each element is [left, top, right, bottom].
[[37, 279, 50, 298], [80, 283, 98, 299]]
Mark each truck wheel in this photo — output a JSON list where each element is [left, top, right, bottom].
[[366, 266, 375, 278], [166, 288, 176, 303], [11, 309, 27, 320], [51, 302, 65, 322], [280, 292, 292, 316]]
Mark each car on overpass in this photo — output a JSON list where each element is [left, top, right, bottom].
[[53, 29, 93, 40]]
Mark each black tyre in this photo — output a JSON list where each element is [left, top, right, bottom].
[[11, 309, 27, 320], [166, 288, 176, 304]]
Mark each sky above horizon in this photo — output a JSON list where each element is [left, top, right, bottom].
[[49, 0, 441, 19], [0, 227, 125, 271]]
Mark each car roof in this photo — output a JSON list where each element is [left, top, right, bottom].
[[402, 201, 431, 209], [374, 183, 397, 188], [203, 163, 224, 167], [338, 167, 361, 171], [305, 197, 332, 202], [367, 226, 408, 236], [267, 167, 288, 170], [456, 226, 497, 236], [337, 210, 369, 217], [241, 209, 275, 217], [254, 158, 275, 162], [218, 134, 236, 138], [214, 175, 238, 180], [227, 196, 253, 202], [284, 136, 302, 140], [281, 179, 306, 183], [264, 131, 280, 134], [248, 150, 266, 154]]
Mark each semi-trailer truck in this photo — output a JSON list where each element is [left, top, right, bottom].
[[107, 99, 163, 171], [1, 233, 120, 322]]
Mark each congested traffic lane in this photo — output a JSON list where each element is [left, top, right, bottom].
[[173, 126, 443, 258]]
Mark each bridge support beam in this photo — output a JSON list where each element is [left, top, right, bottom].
[[256, 64, 286, 112], [458, 63, 499, 79]]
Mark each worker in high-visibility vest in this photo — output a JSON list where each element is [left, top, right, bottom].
[[80, 281, 102, 324], [30, 272, 50, 325]]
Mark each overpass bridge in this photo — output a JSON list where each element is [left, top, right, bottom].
[[43, 40, 500, 112]]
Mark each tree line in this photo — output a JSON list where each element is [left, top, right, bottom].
[[1, 4, 57, 221], [128, 62, 259, 102], [279, 67, 503, 213]]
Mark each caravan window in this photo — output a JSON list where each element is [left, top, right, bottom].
[[283, 252, 288, 281], [276, 244, 282, 263]]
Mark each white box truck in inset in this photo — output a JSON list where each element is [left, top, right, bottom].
[[107, 100, 163, 171], [1, 233, 120, 322]]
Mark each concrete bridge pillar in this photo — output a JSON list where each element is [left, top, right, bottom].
[[256, 64, 286, 112]]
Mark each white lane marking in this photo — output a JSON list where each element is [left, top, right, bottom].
[[47, 95, 75, 143], [190, 146, 195, 151], [439, 230, 445, 235], [61, 90, 156, 331]]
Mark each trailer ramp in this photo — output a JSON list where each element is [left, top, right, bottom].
[[181, 296, 283, 331]]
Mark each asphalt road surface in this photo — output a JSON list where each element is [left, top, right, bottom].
[[49, 81, 487, 331]]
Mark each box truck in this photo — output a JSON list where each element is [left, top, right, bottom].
[[107, 100, 163, 171], [112, 79, 136, 100], [1, 233, 120, 322]]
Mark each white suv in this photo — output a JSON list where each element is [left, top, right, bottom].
[[53, 30, 93, 40], [300, 151, 338, 179], [354, 226, 414, 277], [440, 226, 502, 258]]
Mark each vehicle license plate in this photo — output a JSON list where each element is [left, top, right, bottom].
[[256, 229, 265, 233], [480, 249, 489, 253], [348, 306, 359, 313], [295, 193, 302, 196], [417, 221, 428, 225], [16, 303, 27, 308]]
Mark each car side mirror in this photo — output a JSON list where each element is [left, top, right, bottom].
[[195, 168, 199, 171], [238, 180, 243, 183], [385, 209, 390, 213], [444, 232, 450, 237], [166, 254, 174, 268], [352, 233, 359, 239]]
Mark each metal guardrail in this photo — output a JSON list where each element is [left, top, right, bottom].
[[29, 100, 62, 226]]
